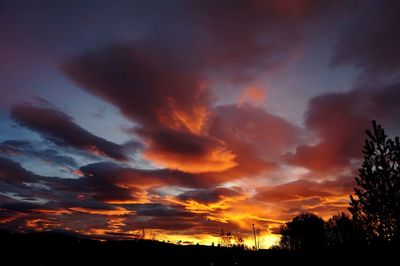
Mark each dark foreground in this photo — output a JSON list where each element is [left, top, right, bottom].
[[1, 231, 398, 266]]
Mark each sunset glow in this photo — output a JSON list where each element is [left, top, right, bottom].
[[1, 0, 400, 249]]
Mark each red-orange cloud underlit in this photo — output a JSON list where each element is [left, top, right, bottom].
[[140, 127, 237, 173], [238, 86, 267, 107]]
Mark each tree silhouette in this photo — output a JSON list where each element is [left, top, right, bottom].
[[349, 121, 400, 244], [326, 212, 364, 247], [279, 212, 326, 250]]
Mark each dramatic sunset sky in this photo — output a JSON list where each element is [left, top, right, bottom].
[[1, 0, 400, 247]]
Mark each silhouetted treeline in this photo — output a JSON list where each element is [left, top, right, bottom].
[[0, 230, 397, 266], [277, 121, 400, 251], [277, 212, 366, 250]]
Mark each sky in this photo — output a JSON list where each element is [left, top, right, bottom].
[[1, 0, 400, 248]]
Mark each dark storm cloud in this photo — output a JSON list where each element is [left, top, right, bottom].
[[11, 103, 130, 161], [331, 0, 400, 77], [287, 83, 400, 173]]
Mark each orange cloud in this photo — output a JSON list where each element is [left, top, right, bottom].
[[25, 218, 61, 231], [144, 145, 237, 173], [33, 209, 72, 215], [254, 177, 354, 220], [158, 105, 209, 135], [238, 85, 266, 107], [68, 207, 133, 216], [156, 84, 210, 135], [140, 127, 238, 173], [207, 104, 299, 180]]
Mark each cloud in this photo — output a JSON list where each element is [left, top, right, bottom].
[[209, 104, 300, 178], [182, 0, 344, 81], [49, 162, 143, 203], [238, 86, 267, 107], [0, 140, 78, 168], [298, 9, 400, 174], [287, 83, 400, 173], [254, 176, 354, 219], [63, 43, 211, 132], [212, 104, 298, 155], [129, 203, 190, 218], [0, 158, 243, 237], [0, 158, 129, 210], [138, 126, 237, 173], [122, 207, 242, 234], [0, 154, 353, 240], [11, 103, 130, 161], [62, 0, 343, 111], [0, 158, 137, 233], [63, 43, 240, 174], [331, 0, 400, 78], [0, 157, 140, 208], [77, 160, 253, 192], [177, 187, 244, 204], [256, 178, 352, 202], [0, 198, 42, 212], [0, 157, 38, 184], [61, 0, 342, 175]]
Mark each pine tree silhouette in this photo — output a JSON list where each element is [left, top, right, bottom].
[[350, 121, 400, 244]]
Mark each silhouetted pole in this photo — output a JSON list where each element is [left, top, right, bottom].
[[252, 224, 257, 250]]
